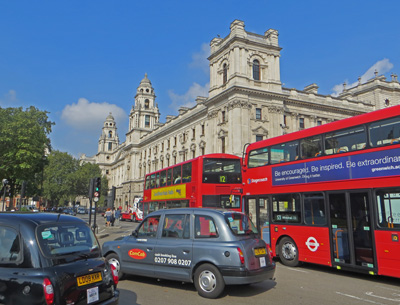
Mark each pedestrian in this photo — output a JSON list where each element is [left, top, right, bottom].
[[105, 208, 112, 227], [111, 207, 116, 227], [115, 207, 121, 225]]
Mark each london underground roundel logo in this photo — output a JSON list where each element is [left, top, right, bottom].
[[305, 237, 320, 252], [129, 249, 147, 259]]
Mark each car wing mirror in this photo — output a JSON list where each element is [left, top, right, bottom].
[[132, 230, 138, 237]]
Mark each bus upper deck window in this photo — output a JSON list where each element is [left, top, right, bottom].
[[369, 117, 400, 147]]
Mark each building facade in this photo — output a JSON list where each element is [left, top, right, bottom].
[[81, 20, 400, 209]]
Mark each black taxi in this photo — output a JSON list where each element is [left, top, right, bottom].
[[0, 212, 119, 305]]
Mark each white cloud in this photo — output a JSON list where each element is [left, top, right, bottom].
[[168, 82, 210, 113], [189, 43, 210, 74], [0, 89, 18, 106], [332, 58, 394, 96], [61, 98, 127, 131]]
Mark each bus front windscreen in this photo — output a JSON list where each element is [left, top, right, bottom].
[[202, 158, 242, 184]]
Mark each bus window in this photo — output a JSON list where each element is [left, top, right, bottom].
[[376, 189, 400, 228], [369, 117, 400, 147], [303, 193, 326, 225], [173, 166, 182, 184], [248, 147, 269, 168], [150, 173, 156, 189], [167, 169, 172, 186], [182, 162, 192, 183], [324, 126, 366, 155], [166, 200, 189, 209], [145, 176, 151, 190], [272, 193, 301, 223], [301, 135, 322, 159], [160, 170, 167, 187], [270, 141, 299, 164], [155, 172, 160, 188]]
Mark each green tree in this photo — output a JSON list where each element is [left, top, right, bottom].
[[0, 106, 53, 200], [42, 151, 108, 206], [42, 151, 78, 205]]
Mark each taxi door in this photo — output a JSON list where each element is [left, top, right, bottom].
[[119, 215, 160, 277], [154, 213, 193, 282]]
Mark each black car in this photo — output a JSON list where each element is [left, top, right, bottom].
[[0, 212, 119, 305]]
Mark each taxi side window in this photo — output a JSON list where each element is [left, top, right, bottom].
[[138, 216, 160, 238], [161, 214, 189, 239], [0, 226, 22, 265], [195, 215, 218, 238]]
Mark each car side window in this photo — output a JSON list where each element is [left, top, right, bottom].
[[194, 215, 218, 238], [161, 214, 189, 239], [137, 216, 160, 238], [0, 226, 22, 265]]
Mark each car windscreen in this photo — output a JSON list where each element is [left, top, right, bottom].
[[224, 212, 258, 236], [36, 222, 100, 258]]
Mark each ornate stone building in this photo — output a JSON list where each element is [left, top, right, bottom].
[[81, 20, 400, 208]]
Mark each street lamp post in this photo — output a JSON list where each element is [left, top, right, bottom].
[[2, 179, 8, 212]]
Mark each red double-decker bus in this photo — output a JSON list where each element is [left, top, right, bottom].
[[242, 105, 400, 278], [142, 154, 243, 217]]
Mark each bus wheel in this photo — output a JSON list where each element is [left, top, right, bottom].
[[194, 263, 225, 299], [279, 237, 301, 267], [131, 215, 136, 222]]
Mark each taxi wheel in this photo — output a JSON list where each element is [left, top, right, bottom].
[[106, 253, 124, 279], [194, 264, 225, 299], [278, 237, 301, 267]]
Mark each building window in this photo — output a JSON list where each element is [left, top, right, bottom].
[[256, 135, 263, 142], [201, 124, 205, 136], [221, 137, 225, 153], [145, 115, 150, 128], [253, 59, 260, 81], [106, 170, 109, 174], [201, 147, 205, 155], [222, 111, 226, 123], [108, 142, 112, 151], [168, 139, 170, 149], [174, 136, 177, 147], [161, 142, 164, 152], [223, 63, 227, 84], [256, 108, 262, 120], [108, 131, 112, 138], [317, 120, 322, 126], [299, 118, 305, 129], [145, 99, 149, 109], [192, 128, 195, 139]]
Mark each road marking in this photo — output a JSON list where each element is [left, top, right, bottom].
[[366, 291, 400, 302], [336, 292, 385, 305], [281, 266, 309, 273]]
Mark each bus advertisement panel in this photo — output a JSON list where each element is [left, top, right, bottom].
[[243, 105, 400, 279]]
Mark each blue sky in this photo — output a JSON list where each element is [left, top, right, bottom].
[[1, 1, 399, 158]]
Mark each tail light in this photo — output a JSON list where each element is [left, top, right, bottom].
[[110, 263, 119, 285], [266, 245, 273, 264], [237, 247, 245, 265], [43, 278, 54, 305]]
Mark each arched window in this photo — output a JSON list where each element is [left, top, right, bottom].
[[253, 59, 260, 81], [108, 131, 113, 138], [144, 99, 150, 109], [223, 63, 227, 84]]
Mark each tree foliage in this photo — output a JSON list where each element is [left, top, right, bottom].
[[42, 151, 108, 206], [0, 106, 54, 197]]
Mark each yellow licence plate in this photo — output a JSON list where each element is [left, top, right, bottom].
[[77, 272, 102, 287], [254, 247, 266, 256]]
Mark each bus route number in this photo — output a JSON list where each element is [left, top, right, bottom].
[[219, 175, 227, 183]]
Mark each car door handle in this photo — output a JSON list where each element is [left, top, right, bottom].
[[183, 249, 190, 254], [147, 247, 153, 251]]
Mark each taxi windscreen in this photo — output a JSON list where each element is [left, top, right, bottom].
[[224, 213, 258, 236], [36, 223, 100, 258]]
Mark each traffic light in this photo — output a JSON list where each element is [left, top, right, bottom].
[[93, 177, 101, 202]]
